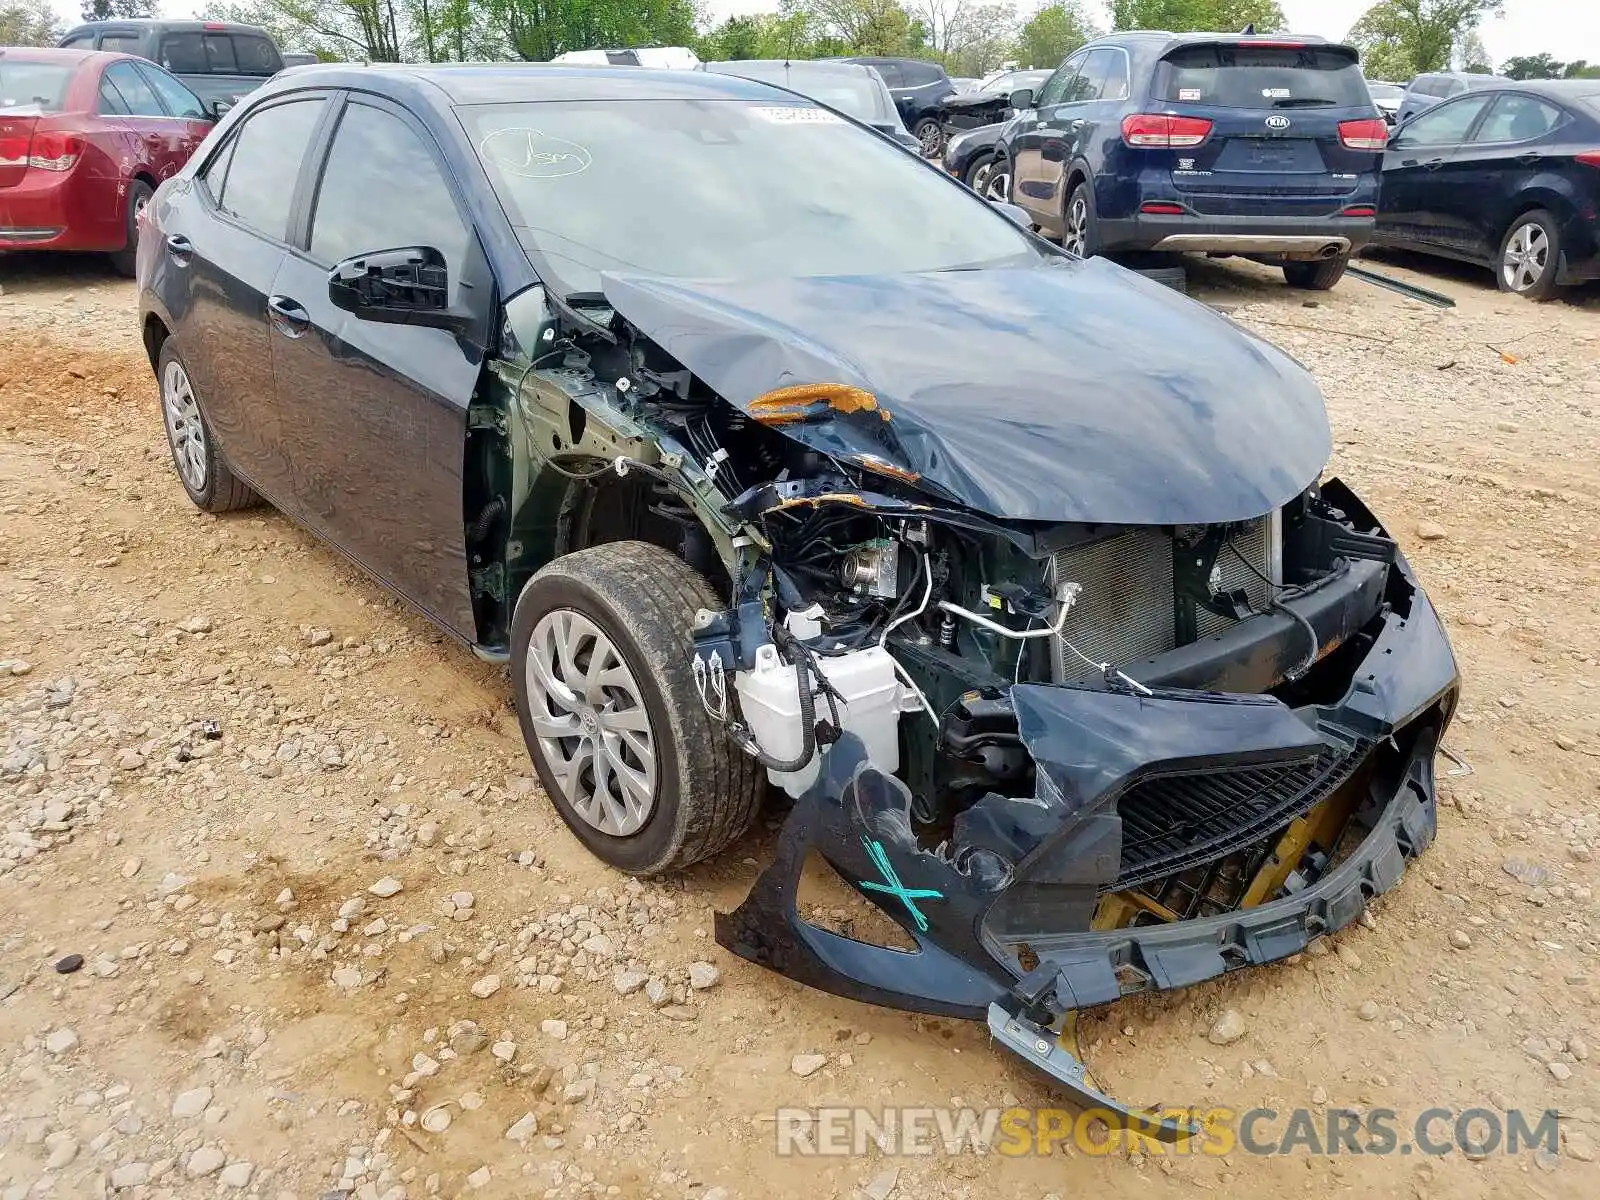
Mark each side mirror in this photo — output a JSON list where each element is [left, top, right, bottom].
[[328, 246, 464, 330], [209, 99, 232, 120], [991, 200, 1031, 228], [1008, 88, 1035, 111]]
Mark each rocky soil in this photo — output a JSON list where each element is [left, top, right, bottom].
[[0, 249, 1596, 1200]]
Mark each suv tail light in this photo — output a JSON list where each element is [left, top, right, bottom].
[[27, 130, 84, 172], [1577, 150, 1600, 167], [1122, 114, 1213, 148], [1338, 118, 1389, 151]]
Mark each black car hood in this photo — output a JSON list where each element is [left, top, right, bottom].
[[600, 260, 1331, 525], [942, 91, 1008, 112]]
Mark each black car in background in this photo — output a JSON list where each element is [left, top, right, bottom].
[[943, 120, 1013, 196], [135, 62, 1457, 1130], [991, 31, 1387, 289], [704, 59, 919, 151], [57, 18, 283, 111], [1375, 79, 1600, 298], [837, 55, 956, 154]]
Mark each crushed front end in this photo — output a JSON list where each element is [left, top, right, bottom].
[[708, 477, 1457, 1136]]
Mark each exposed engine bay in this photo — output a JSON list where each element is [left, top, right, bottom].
[[469, 263, 1460, 1139]]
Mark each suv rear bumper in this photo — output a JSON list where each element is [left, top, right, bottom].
[[1100, 212, 1376, 257]]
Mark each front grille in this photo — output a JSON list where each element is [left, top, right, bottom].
[[1048, 516, 1276, 681], [1112, 737, 1371, 891]]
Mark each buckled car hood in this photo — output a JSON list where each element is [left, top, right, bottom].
[[600, 260, 1331, 525]]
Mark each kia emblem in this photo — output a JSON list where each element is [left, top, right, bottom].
[[1265, 115, 1292, 130]]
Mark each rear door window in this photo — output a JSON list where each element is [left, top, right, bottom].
[[1155, 44, 1370, 108], [901, 61, 945, 87], [1396, 94, 1493, 145], [103, 61, 166, 117], [203, 34, 238, 73], [59, 33, 94, 49], [101, 34, 142, 55], [871, 61, 904, 88], [1470, 93, 1564, 143], [138, 63, 208, 119], [1069, 49, 1123, 103], [0, 62, 75, 112], [213, 98, 323, 241], [97, 75, 131, 115]]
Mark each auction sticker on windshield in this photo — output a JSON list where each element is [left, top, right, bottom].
[[748, 106, 844, 124]]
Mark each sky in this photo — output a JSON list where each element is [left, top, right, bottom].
[[47, 0, 1600, 67]]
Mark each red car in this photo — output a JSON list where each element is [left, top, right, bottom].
[[1, 47, 216, 274]]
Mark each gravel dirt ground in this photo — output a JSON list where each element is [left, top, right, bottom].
[[0, 249, 1597, 1200]]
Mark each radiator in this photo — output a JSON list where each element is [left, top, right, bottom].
[[1048, 515, 1279, 682]]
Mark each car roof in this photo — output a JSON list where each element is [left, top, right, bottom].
[[707, 59, 881, 80], [60, 19, 271, 34], [266, 62, 797, 106], [0, 46, 101, 64], [1494, 78, 1600, 101]]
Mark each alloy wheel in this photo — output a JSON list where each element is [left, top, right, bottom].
[[161, 359, 207, 491], [1501, 221, 1548, 292], [1063, 192, 1090, 256], [969, 160, 993, 195], [524, 608, 657, 837], [983, 164, 1011, 202], [917, 123, 943, 157]]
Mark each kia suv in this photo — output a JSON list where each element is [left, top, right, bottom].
[[991, 32, 1388, 289]]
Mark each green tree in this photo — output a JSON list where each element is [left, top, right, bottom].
[[1016, 1, 1093, 68], [488, 0, 698, 61], [1, 0, 62, 44], [204, 0, 406, 60], [1500, 52, 1573, 80], [805, 0, 926, 55], [81, 0, 156, 19], [1110, 0, 1286, 33], [1345, 1, 1502, 79], [696, 11, 820, 60]]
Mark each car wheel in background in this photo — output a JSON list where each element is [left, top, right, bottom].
[[1497, 210, 1561, 300], [913, 118, 943, 157], [1282, 254, 1350, 291], [510, 541, 764, 876], [157, 340, 261, 513], [965, 152, 996, 194], [1062, 181, 1100, 258], [983, 153, 1014, 203], [107, 179, 153, 278]]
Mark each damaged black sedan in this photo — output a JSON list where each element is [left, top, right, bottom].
[[137, 65, 1459, 1135]]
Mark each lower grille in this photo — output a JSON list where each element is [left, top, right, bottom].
[[1112, 737, 1371, 891], [1048, 515, 1277, 681]]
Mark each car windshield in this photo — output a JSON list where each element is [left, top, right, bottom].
[[1367, 82, 1404, 102], [0, 61, 73, 113], [1155, 44, 1370, 109], [461, 99, 1041, 296], [708, 65, 892, 124]]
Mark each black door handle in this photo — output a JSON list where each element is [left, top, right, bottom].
[[267, 294, 309, 337], [1516, 151, 1542, 165], [165, 234, 192, 263], [1422, 157, 1445, 170]]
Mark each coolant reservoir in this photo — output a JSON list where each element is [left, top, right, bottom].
[[733, 643, 903, 797]]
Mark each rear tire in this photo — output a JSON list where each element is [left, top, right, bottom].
[[511, 541, 764, 876], [1496, 209, 1561, 300], [107, 179, 153, 278], [1283, 254, 1349, 290], [1062, 180, 1100, 258], [913, 117, 943, 158], [157, 340, 261, 513]]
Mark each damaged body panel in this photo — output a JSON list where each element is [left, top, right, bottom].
[[137, 63, 1460, 1131]]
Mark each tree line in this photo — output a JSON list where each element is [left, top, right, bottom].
[[2, 0, 1591, 85]]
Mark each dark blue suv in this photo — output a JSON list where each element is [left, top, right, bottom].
[[992, 32, 1388, 289]]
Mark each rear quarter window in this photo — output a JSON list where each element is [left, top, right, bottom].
[[901, 61, 947, 87], [232, 36, 282, 75], [1154, 44, 1371, 109]]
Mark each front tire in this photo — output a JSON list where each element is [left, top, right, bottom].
[[157, 340, 261, 513], [1497, 210, 1561, 299], [913, 118, 943, 158], [511, 541, 763, 876], [107, 179, 152, 278], [1282, 254, 1349, 290]]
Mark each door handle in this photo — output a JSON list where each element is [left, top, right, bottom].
[[1422, 157, 1445, 170], [164, 234, 193, 264], [267, 294, 310, 337], [1516, 151, 1542, 165]]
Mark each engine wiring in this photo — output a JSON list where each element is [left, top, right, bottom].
[[1227, 539, 1319, 681]]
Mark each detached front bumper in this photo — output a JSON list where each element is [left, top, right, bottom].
[[716, 494, 1459, 1126]]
